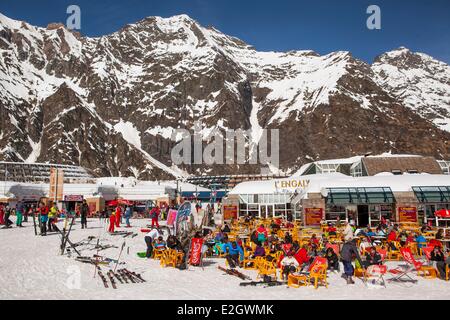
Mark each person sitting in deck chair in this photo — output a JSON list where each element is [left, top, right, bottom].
[[154, 236, 166, 250], [223, 240, 244, 269], [325, 247, 340, 272], [294, 245, 313, 271], [363, 247, 382, 269], [430, 246, 447, 279], [251, 241, 266, 259], [280, 250, 299, 281]]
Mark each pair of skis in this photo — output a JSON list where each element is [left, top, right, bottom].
[[97, 267, 120, 289], [218, 266, 251, 280], [240, 281, 285, 287], [97, 268, 145, 288], [118, 268, 146, 283]]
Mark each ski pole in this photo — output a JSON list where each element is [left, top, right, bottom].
[[114, 241, 126, 273]]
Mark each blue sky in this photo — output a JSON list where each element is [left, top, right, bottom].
[[1, 0, 449, 63]]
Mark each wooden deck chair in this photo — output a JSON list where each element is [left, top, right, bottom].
[[257, 259, 277, 280], [243, 255, 264, 270], [160, 249, 171, 267], [387, 241, 401, 260], [153, 248, 165, 260], [288, 257, 328, 289], [308, 258, 328, 289], [325, 243, 340, 256]]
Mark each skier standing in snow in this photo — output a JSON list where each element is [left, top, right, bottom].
[[124, 205, 132, 228], [48, 202, 58, 232], [341, 238, 364, 284], [150, 206, 160, 228], [39, 202, 49, 235], [115, 205, 122, 228], [3, 205, 13, 228], [0, 203, 5, 225], [108, 211, 116, 233], [15, 200, 24, 227], [80, 200, 89, 229]]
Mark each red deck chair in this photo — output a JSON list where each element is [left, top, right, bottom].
[[387, 248, 419, 284], [420, 247, 439, 278], [378, 248, 387, 262], [299, 256, 328, 274], [364, 264, 387, 288], [325, 243, 340, 256]]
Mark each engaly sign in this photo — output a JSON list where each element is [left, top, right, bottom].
[[274, 179, 310, 192]]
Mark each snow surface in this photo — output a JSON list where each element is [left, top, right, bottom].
[[1, 217, 449, 300]]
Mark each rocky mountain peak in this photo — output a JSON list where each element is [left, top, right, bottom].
[[0, 12, 449, 179]]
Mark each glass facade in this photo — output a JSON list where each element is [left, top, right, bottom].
[[315, 163, 340, 174], [437, 160, 450, 175], [238, 193, 293, 219], [325, 187, 395, 205], [412, 186, 450, 203]]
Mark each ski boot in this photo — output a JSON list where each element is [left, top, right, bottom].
[[347, 276, 355, 285]]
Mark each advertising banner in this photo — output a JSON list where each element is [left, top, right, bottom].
[[398, 207, 417, 223], [189, 238, 204, 266], [223, 205, 238, 220], [167, 209, 178, 226], [64, 195, 83, 202], [49, 168, 64, 201], [305, 208, 323, 226]]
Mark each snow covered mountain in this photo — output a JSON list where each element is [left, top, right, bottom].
[[0, 13, 449, 179]]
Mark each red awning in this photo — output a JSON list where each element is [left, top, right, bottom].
[[106, 199, 134, 207], [435, 209, 450, 218]]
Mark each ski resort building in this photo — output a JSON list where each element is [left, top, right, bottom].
[[295, 154, 449, 177], [0, 161, 94, 183], [227, 172, 450, 227], [0, 176, 210, 214]]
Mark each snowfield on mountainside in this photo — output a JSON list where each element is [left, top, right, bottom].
[[1, 217, 449, 300], [1, 13, 450, 179]]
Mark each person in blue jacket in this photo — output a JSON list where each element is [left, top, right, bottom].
[[415, 232, 427, 249], [124, 206, 132, 227], [223, 240, 244, 269]]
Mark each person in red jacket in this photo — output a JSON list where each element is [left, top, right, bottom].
[[150, 206, 160, 227], [115, 206, 122, 228], [0, 204, 5, 225], [109, 211, 116, 233], [39, 202, 50, 236], [256, 224, 268, 244], [387, 230, 397, 242], [293, 245, 312, 271]]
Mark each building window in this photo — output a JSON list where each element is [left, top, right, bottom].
[[316, 163, 340, 174], [325, 204, 346, 221], [437, 160, 450, 175], [391, 169, 402, 175], [350, 162, 363, 177]]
